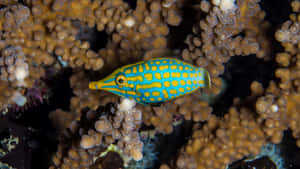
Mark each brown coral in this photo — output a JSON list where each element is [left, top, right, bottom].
[[182, 0, 270, 95], [271, 0, 300, 146], [138, 91, 213, 134], [69, 71, 119, 114], [49, 98, 144, 169], [2, 1, 300, 169], [0, 2, 106, 110], [177, 107, 266, 169]]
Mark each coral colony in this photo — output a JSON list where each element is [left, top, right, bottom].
[[0, 0, 300, 169]]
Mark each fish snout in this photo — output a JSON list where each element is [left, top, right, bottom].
[[89, 79, 117, 90]]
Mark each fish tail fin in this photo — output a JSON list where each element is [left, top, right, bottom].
[[204, 70, 211, 88]]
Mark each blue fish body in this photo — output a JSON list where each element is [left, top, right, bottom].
[[89, 58, 211, 105]]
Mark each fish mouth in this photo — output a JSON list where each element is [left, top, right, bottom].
[[89, 81, 99, 89]]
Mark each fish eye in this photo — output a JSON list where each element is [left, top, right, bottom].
[[116, 74, 126, 87]]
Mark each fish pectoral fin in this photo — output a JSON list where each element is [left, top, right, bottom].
[[136, 90, 143, 97]]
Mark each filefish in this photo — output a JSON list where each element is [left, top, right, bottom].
[[89, 58, 211, 105]]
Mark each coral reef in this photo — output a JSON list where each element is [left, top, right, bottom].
[[0, 0, 300, 169], [273, 0, 300, 147], [49, 98, 143, 169], [176, 107, 266, 169]]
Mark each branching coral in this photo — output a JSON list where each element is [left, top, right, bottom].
[[0, 3, 100, 110], [0, 46, 29, 86], [136, 0, 271, 135], [70, 71, 119, 113], [176, 107, 266, 169], [269, 0, 300, 146], [0, 0, 184, 111], [182, 0, 271, 95], [1, 0, 300, 169], [98, 0, 184, 68], [139, 93, 212, 134], [165, 1, 300, 168], [49, 98, 143, 169]]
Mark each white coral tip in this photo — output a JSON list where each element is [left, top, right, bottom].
[[118, 98, 136, 112]]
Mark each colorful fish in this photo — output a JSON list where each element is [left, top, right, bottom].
[[89, 58, 211, 105]]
